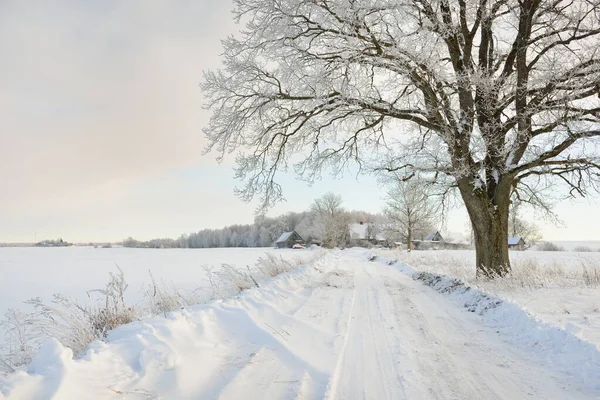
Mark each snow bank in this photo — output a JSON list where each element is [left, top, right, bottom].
[[0, 252, 333, 399], [373, 247, 600, 346]]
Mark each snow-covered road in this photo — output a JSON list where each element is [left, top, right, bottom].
[[1, 250, 598, 399]]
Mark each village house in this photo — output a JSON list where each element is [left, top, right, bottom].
[[508, 237, 526, 250], [275, 231, 305, 249], [442, 232, 472, 250], [411, 231, 443, 250], [349, 222, 387, 247]]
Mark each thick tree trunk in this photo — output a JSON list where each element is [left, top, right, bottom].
[[472, 212, 510, 278], [460, 185, 511, 278], [407, 228, 412, 252]]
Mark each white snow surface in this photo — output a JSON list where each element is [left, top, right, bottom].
[[374, 248, 600, 347], [0, 247, 315, 334], [1, 249, 599, 399]]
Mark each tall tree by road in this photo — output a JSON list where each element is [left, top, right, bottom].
[[203, 0, 600, 277]]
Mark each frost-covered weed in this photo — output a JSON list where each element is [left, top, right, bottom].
[[204, 253, 316, 298], [143, 272, 204, 317], [376, 249, 599, 290], [0, 268, 136, 371], [580, 260, 600, 288], [255, 253, 297, 277]]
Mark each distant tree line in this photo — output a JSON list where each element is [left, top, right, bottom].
[[123, 193, 382, 249], [123, 188, 541, 250], [35, 238, 72, 247]]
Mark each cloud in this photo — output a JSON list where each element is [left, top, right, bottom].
[[2, 1, 598, 242]]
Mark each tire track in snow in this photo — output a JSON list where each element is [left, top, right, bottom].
[[324, 263, 407, 400], [322, 265, 357, 400], [214, 260, 356, 399]]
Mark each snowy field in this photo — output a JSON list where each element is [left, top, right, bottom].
[[1, 249, 598, 399], [0, 247, 317, 342]]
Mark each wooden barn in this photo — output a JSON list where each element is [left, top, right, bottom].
[[412, 231, 444, 250], [349, 222, 387, 247], [423, 231, 444, 242], [508, 237, 526, 250], [275, 231, 305, 249]]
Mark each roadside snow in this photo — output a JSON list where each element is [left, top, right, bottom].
[[375, 248, 600, 347], [407, 268, 599, 392], [1, 249, 598, 399]]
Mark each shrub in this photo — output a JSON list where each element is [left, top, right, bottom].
[[538, 242, 564, 251], [573, 246, 593, 252]]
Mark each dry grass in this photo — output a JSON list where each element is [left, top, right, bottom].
[[573, 246, 594, 252], [1, 268, 136, 370], [204, 252, 322, 299], [256, 253, 298, 277], [375, 249, 600, 291], [581, 261, 600, 287], [142, 272, 204, 317]]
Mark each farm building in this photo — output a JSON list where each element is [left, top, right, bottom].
[[423, 231, 444, 242], [349, 222, 387, 247], [508, 237, 526, 250], [412, 231, 443, 250], [442, 231, 472, 249], [275, 231, 305, 249]]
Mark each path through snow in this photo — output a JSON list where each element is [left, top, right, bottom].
[[1, 250, 598, 399]]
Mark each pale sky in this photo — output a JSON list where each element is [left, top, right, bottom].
[[1, 1, 599, 243]]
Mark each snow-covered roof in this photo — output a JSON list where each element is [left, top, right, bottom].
[[443, 232, 470, 245], [424, 232, 442, 241], [350, 223, 369, 239], [276, 231, 295, 243], [349, 223, 386, 241], [508, 237, 524, 245]]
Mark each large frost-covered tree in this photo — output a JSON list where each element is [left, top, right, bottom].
[[203, 0, 600, 277]]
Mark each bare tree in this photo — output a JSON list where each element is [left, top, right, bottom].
[[310, 192, 350, 247], [384, 180, 437, 250], [311, 192, 344, 218], [509, 202, 542, 249], [203, 0, 600, 277]]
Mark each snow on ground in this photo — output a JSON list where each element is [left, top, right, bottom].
[[374, 248, 600, 347], [1, 249, 598, 399], [0, 247, 315, 326]]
